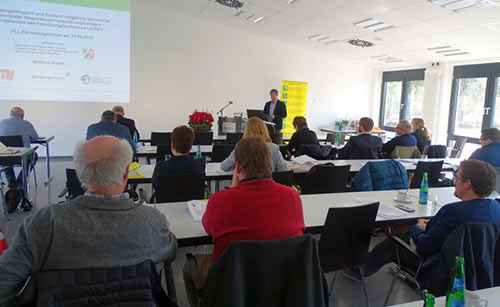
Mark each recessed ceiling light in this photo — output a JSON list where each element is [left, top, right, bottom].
[[427, 45, 452, 50], [288, 0, 296, 3], [428, 0, 493, 12], [354, 18, 394, 32], [436, 48, 461, 53], [317, 37, 330, 42], [444, 51, 470, 56], [324, 39, 339, 44], [253, 17, 264, 23], [453, 1, 490, 11], [308, 34, 321, 39]]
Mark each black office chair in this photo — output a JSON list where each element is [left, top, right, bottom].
[[155, 172, 206, 203], [409, 161, 444, 189], [279, 145, 288, 159], [186, 235, 329, 307], [193, 132, 213, 145], [225, 133, 243, 145], [270, 132, 283, 145], [272, 170, 294, 186], [156, 144, 172, 162], [58, 169, 85, 200], [301, 164, 351, 194], [150, 132, 171, 146], [448, 136, 467, 158], [210, 144, 234, 162], [426, 145, 447, 158], [318, 202, 380, 307], [0, 135, 38, 187]]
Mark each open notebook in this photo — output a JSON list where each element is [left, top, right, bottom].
[[186, 200, 209, 222], [0, 142, 20, 155]]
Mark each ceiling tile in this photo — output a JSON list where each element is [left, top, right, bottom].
[[372, 10, 420, 27], [396, 2, 451, 20]]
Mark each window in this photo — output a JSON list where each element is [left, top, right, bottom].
[[448, 62, 500, 144], [379, 69, 425, 130]]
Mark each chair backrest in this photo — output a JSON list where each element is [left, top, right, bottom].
[[150, 132, 171, 146], [427, 145, 447, 158], [324, 132, 346, 145], [270, 132, 283, 145], [194, 132, 213, 145], [156, 172, 205, 203], [301, 164, 351, 194], [427, 222, 500, 296], [272, 170, 294, 186], [202, 235, 328, 307], [225, 133, 243, 145], [318, 202, 380, 272], [450, 137, 468, 158], [0, 135, 24, 147], [295, 144, 336, 160], [210, 144, 235, 163], [66, 169, 85, 199], [156, 144, 172, 162], [351, 146, 382, 159], [30, 260, 159, 306], [391, 146, 422, 159], [409, 161, 444, 189]]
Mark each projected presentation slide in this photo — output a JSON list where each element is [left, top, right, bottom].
[[0, 0, 130, 102]]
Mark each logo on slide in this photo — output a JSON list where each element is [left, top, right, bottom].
[[81, 75, 92, 84], [83, 49, 95, 60], [0, 69, 15, 81]]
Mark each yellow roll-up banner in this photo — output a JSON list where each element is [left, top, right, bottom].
[[281, 80, 308, 136]]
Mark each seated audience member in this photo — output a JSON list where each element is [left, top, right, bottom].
[[337, 117, 382, 159], [344, 160, 500, 280], [0, 107, 39, 188], [183, 136, 305, 307], [469, 128, 500, 167], [220, 117, 289, 172], [285, 116, 319, 156], [113, 105, 140, 139], [382, 120, 417, 156], [0, 136, 176, 305], [411, 118, 431, 154], [152, 125, 205, 189], [86, 110, 136, 153]]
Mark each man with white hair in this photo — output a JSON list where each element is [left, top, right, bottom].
[[0, 107, 39, 188], [0, 136, 176, 305], [382, 119, 417, 156]]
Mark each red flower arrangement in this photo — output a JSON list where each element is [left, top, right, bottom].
[[188, 110, 214, 132]]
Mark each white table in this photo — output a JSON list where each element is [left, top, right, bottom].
[[136, 145, 213, 157], [153, 187, 459, 247], [0, 147, 35, 209], [390, 286, 500, 306]]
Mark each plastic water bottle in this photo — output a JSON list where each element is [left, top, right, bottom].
[[419, 172, 429, 205], [196, 144, 202, 160], [446, 257, 465, 307], [336, 131, 341, 147], [424, 293, 435, 307]]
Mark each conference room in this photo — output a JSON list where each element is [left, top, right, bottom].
[[1, 0, 500, 306]]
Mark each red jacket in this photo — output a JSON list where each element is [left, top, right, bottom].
[[202, 179, 305, 262], [0, 228, 7, 255]]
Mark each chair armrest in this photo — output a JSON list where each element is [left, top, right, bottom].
[[386, 233, 423, 261], [186, 253, 205, 299], [57, 187, 68, 198]]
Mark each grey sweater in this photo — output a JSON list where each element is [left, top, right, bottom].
[[0, 195, 176, 306]]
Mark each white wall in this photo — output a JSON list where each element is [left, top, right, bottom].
[[0, 0, 374, 156]]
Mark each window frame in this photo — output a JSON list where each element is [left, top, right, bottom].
[[447, 62, 500, 145], [379, 68, 426, 131]]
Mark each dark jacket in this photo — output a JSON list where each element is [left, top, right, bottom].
[[264, 100, 287, 130], [202, 235, 329, 307], [425, 222, 500, 296], [409, 198, 500, 258], [286, 127, 319, 153], [338, 133, 383, 159], [469, 142, 500, 167], [152, 155, 206, 189], [117, 114, 140, 139], [412, 129, 431, 153], [351, 160, 408, 191], [86, 120, 136, 153], [383, 134, 417, 155]]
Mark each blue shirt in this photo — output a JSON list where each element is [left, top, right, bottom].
[[86, 121, 136, 153], [0, 116, 39, 147], [410, 198, 500, 258], [268, 100, 277, 117], [382, 134, 417, 154], [469, 142, 500, 167]]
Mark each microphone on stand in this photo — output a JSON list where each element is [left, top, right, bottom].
[[217, 101, 234, 117]]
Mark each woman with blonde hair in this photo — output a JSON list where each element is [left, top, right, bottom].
[[220, 117, 289, 172], [411, 118, 431, 153]]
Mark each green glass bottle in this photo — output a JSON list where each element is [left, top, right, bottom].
[[446, 256, 465, 307], [196, 144, 202, 160], [424, 293, 435, 307], [419, 172, 429, 205]]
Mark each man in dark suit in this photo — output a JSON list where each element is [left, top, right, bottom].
[[86, 110, 136, 154], [112, 106, 140, 139], [337, 117, 383, 159], [263, 89, 287, 132]]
